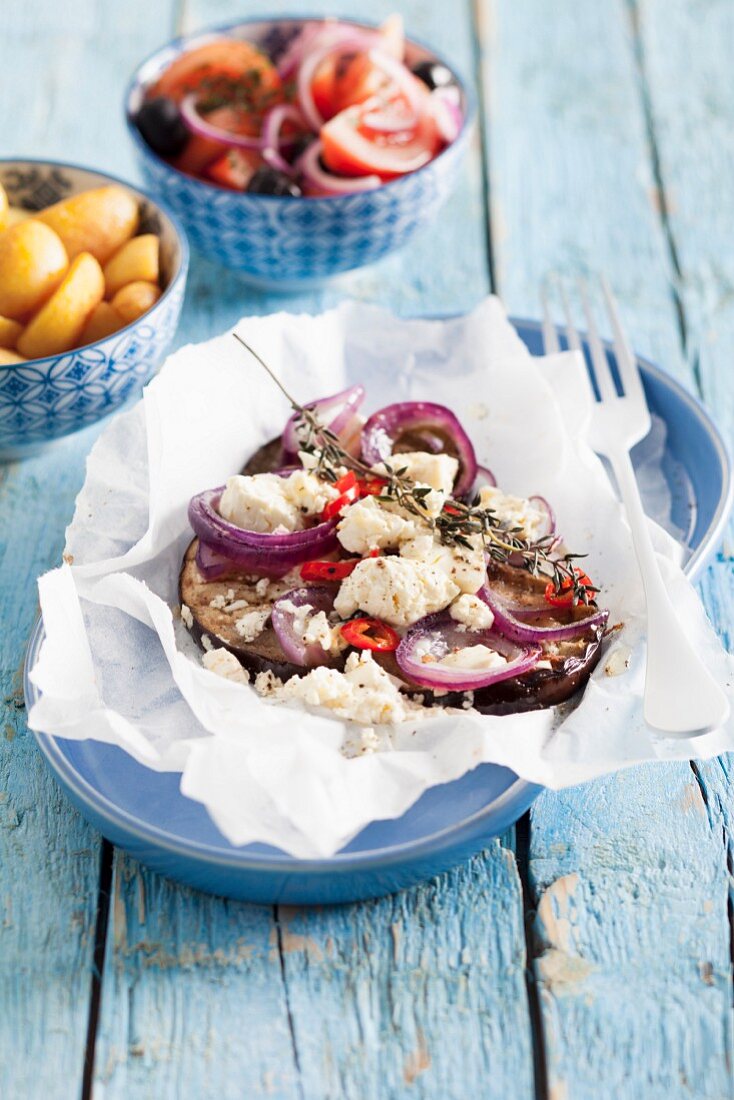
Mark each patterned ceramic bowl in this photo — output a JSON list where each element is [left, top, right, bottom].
[[0, 160, 189, 460], [125, 17, 474, 288]]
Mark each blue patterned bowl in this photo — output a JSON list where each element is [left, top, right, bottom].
[[0, 160, 189, 460], [125, 17, 474, 288]]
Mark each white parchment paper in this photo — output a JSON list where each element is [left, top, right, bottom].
[[28, 298, 734, 858]]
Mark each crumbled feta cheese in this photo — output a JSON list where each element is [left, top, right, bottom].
[[375, 450, 459, 496], [337, 495, 425, 554], [360, 726, 381, 754], [437, 645, 508, 671], [302, 610, 348, 657], [201, 634, 213, 651], [233, 607, 271, 642], [478, 486, 546, 541], [219, 470, 339, 534], [256, 651, 426, 726], [201, 648, 250, 685], [209, 593, 228, 610], [334, 555, 459, 627], [255, 669, 282, 695], [255, 577, 271, 599], [180, 604, 193, 629], [400, 533, 486, 595], [449, 593, 495, 631], [277, 599, 347, 657]]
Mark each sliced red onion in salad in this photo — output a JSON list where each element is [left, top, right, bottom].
[[179, 93, 262, 151], [430, 87, 464, 143], [189, 487, 339, 579], [360, 401, 478, 496], [478, 581, 608, 643], [261, 104, 306, 175], [396, 613, 541, 691], [296, 34, 377, 132], [271, 585, 339, 667], [282, 383, 367, 458], [296, 140, 382, 195]]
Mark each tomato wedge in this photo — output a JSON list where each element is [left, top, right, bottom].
[[340, 617, 400, 652], [206, 148, 262, 191], [308, 16, 405, 121], [150, 40, 283, 134], [321, 100, 443, 179], [545, 570, 597, 607], [300, 559, 360, 582]]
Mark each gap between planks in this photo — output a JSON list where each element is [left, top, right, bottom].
[[81, 840, 114, 1100]]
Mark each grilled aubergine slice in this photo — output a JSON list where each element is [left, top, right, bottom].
[[181, 445, 605, 713]]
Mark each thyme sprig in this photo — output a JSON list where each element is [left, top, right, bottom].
[[233, 333, 596, 604]]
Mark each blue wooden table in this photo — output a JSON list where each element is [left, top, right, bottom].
[[2, 2, 733, 1097]]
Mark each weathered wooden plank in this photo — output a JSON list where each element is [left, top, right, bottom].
[[92, 3, 536, 1098], [0, 3, 180, 1095], [635, 4, 734, 1077], [0, 430, 101, 1098], [278, 847, 533, 1100], [482, 0, 734, 1095]]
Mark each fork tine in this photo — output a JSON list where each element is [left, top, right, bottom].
[[558, 280, 582, 353], [540, 286, 560, 354], [601, 276, 645, 402], [578, 278, 617, 401]]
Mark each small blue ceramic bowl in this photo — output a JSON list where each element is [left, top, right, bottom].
[[0, 160, 189, 461], [125, 16, 474, 289]]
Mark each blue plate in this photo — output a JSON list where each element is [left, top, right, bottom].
[[24, 321, 733, 904]]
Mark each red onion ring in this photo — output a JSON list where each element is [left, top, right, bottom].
[[271, 585, 340, 668], [396, 613, 541, 691], [471, 465, 497, 494], [296, 140, 382, 195], [282, 384, 366, 458], [277, 23, 379, 80], [478, 581, 608, 643], [189, 487, 339, 578], [179, 94, 262, 151], [261, 104, 305, 175], [528, 495, 556, 538], [430, 87, 463, 143], [360, 401, 477, 496], [296, 34, 375, 131], [367, 48, 423, 114]]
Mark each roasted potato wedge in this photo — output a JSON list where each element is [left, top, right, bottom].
[[103, 234, 159, 298], [17, 252, 104, 359], [0, 220, 69, 320], [0, 183, 7, 233], [110, 280, 161, 324], [37, 186, 139, 264], [78, 301, 125, 345], [0, 348, 27, 365], [0, 315, 23, 349]]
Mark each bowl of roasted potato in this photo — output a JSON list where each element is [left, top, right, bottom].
[[0, 159, 189, 459]]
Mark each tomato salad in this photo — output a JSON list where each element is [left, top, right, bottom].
[[134, 16, 464, 197]]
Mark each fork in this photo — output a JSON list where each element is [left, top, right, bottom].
[[541, 277, 730, 737]]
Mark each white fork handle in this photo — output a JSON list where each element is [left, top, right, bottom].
[[610, 449, 730, 736]]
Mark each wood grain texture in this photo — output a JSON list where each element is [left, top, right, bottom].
[[0, 430, 101, 1097], [91, 3, 535, 1099], [278, 847, 534, 1100], [481, 0, 734, 1096], [0, 2, 176, 1094]]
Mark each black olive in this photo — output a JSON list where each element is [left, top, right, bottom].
[[246, 167, 302, 197], [136, 97, 189, 157], [411, 60, 457, 92], [284, 134, 315, 165]]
